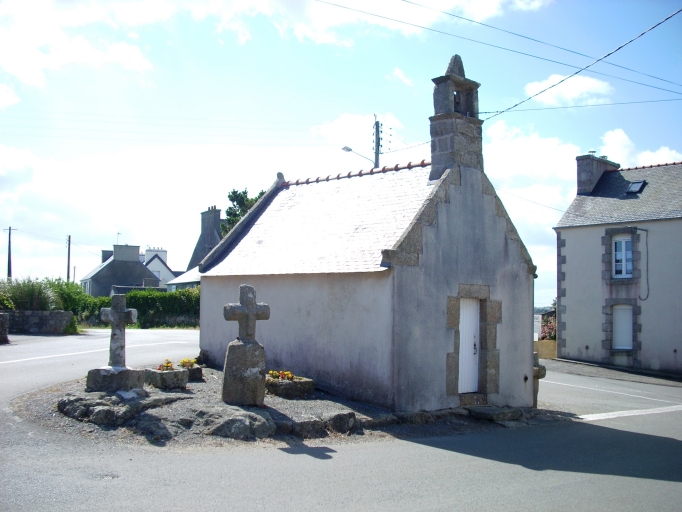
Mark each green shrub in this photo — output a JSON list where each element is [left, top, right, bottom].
[[7, 278, 61, 311], [44, 278, 92, 316], [126, 287, 200, 328], [0, 280, 15, 310], [78, 295, 112, 324]]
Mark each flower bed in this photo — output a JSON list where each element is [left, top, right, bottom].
[[265, 370, 315, 399]]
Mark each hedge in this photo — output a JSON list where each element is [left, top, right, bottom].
[[125, 288, 200, 328]]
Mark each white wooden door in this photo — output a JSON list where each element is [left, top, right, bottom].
[[458, 298, 480, 393], [613, 305, 633, 349]]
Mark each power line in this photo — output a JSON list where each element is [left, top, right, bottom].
[[0, 131, 338, 146], [315, 0, 682, 97], [383, 141, 430, 153], [485, 7, 682, 120], [398, 0, 682, 88], [480, 97, 682, 114]]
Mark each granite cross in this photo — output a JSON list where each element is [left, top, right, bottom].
[[224, 284, 270, 342], [101, 294, 137, 367]]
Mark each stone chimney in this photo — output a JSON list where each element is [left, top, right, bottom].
[[429, 55, 483, 181], [576, 154, 620, 195], [113, 245, 140, 262], [187, 206, 222, 271]]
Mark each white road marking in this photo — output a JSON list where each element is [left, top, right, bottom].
[[0, 342, 191, 364], [544, 380, 681, 404], [580, 405, 682, 421]]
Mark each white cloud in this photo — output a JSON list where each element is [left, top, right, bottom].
[[387, 67, 413, 87], [0, 84, 20, 109], [525, 74, 613, 107], [0, 0, 153, 87], [599, 129, 682, 168], [128, 31, 140, 40], [637, 147, 682, 166], [0, 0, 553, 86], [483, 120, 580, 306]]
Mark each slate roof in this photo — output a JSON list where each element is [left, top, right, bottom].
[[80, 256, 112, 281], [557, 162, 682, 228], [203, 162, 434, 276], [167, 266, 201, 285], [144, 253, 177, 275]]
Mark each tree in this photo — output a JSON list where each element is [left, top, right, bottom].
[[220, 189, 265, 237]]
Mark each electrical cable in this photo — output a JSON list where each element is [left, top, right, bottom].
[[479, 97, 682, 114], [485, 7, 682, 120], [315, 1, 682, 97], [398, 0, 682, 88]]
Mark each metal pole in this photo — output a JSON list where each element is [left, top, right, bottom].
[[66, 235, 71, 282], [373, 115, 381, 169], [5, 227, 13, 280]]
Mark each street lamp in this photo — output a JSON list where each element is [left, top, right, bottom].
[[342, 146, 375, 167]]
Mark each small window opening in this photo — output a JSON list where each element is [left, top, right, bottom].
[[626, 180, 645, 194]]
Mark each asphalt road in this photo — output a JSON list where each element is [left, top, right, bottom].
[[1, 332, 681, 511]]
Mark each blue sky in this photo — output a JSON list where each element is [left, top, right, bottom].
[[1, 0, 681, 306]]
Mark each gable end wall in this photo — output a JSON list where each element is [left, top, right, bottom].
[[390, 166, 534, 411]]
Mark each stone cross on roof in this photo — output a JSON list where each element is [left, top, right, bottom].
[[224, 284, 270, 342], [101, 294, 137, 367]]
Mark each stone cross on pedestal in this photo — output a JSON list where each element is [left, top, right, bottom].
[[224, 284, 270, 342], [101, 294, 138, 367], [222, 285, 270, 406], [85, 295, 143, 393]]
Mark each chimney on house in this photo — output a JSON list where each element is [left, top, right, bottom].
[[113, 244, 140, 262], [576, 154, 620, 195], [187, 205, 222, 271], [101, 250, 113, 263], [429, 55, 483, 181]]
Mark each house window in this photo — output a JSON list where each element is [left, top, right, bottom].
[[612, 305, 633, 350], [612, 236, 632, 278]]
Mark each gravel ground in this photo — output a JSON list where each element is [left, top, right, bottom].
[[10, 367, 575, 450]]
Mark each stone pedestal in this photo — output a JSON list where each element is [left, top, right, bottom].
[[532, 352, 547, 408], [145, 368, 189, 390], [0, 313, 9, 344], [86, 367, 145, 392], [222, 339, 265, 406]]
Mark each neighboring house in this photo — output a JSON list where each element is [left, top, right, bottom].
[[81, 245, 160, 297], [167, 266, 201, 291], [143, 247, 182, 289], [186, 205, 222, 271], [555, 155, 682, 373], [198, 56, 536, 412]]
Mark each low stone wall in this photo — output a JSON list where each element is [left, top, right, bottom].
[[534, 339, 557, 359], [0, 313, 9, 343], [8, 310, 74, 335]]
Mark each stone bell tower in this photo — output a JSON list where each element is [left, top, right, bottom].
[[429, 55, 484, 181]]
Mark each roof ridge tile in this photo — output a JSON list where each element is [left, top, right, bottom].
[[613, 161, 682, 172], [282, 160, 431, 187]]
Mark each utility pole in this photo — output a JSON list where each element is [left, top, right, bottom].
[[373, 114, 382, 169], [4, 227, 16, 280], [66, 235, 71, 282]]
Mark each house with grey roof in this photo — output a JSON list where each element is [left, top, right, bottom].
[[143, 247, 183, 289], [166, 266, 201, 291], [198, 56, 536, 412], [555, 155, 682, 373], [81, 245, 160, 297]]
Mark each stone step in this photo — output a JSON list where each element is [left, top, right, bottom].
[[463, 405, 523, 422], [459, 393, 487, 406]]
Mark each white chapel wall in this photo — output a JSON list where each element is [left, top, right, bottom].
[[200, 271, 396, 407], [392, 167, 535, 411]]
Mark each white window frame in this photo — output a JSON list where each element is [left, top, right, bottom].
[[612, 235, 633, 278]]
